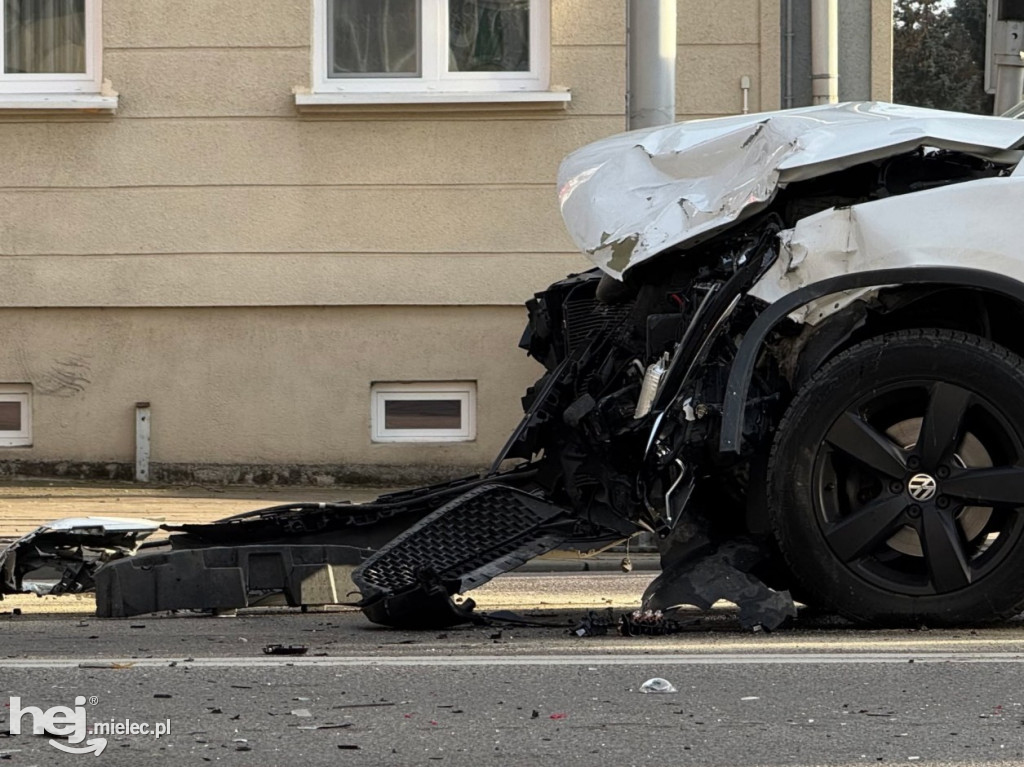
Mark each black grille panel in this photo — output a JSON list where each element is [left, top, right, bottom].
[[353, 485, 568, 598], [563, 298, 633, 355]]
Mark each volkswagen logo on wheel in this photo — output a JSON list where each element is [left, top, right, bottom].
[[908, 473, 938, 502]]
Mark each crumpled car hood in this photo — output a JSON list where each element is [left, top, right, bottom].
[[558, 102, 1024, 278]]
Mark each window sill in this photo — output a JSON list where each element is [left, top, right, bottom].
[[294, 87, 571, 114], [0, 93, 118, 114]]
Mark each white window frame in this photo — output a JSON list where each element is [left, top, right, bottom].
[[371, 382, 476, 443], [0, 0, 102, 94], [312, 0, 550, 94], [0, 385, 32, 447]]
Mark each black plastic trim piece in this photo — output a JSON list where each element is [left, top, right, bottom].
[[719, 266, 1024, 454]]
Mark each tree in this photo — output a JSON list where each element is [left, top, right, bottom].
[[894, 0, 991, 114]]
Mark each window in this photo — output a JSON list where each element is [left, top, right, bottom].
[[0, 0, 102, 94], [371, 382, 476, 442], [312, 0, 550, 95], [0, 385, 31, 447]]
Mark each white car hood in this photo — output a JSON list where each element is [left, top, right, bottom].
[[558, 102, 1024, 279]]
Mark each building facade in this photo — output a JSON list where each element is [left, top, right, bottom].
[[0, 0, 891, 485]]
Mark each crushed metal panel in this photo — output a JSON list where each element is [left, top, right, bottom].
[[749, 174, 1024, 323], [559, 102, 1024, 279]]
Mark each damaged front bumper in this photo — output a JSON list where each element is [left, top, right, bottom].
[[0, 517, 160, 597]]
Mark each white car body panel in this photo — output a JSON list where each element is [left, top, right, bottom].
[[748, 175, 1024, 323], [558, 102, 1024, 280]]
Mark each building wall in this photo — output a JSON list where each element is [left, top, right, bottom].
[[678, 0, 782, 118], [0, 1, 889, 484]]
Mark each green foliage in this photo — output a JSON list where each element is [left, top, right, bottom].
[[893, 0, 993, 114]]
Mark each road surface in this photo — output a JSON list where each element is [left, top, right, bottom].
[[1, 571, 1023, 766]]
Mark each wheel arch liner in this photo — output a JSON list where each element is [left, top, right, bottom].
[[721, 266, 1024, 454]]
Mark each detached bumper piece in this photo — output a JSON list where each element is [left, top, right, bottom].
[[94, 544, 371, 617], [353, 484, 573, 628]]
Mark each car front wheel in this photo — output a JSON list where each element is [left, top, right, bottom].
[[769, 328, 1024, 625]]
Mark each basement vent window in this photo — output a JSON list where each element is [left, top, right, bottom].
[[0, 385, 31, 447], [371, 382, 476, 442]]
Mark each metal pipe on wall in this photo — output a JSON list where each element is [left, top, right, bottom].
[[811, 0, 839, 104], [784, 0, 794, 108], [627, 0, 677, 130]]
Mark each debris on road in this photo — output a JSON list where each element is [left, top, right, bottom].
[[639, 678, 678, 694], [263, 644, 309, 656], [0, 517, 158, 597]]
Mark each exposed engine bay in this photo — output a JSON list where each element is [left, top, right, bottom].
[[8, 103, 1024, 629]]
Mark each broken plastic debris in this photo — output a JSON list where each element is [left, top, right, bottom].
[[639, 678, 677, 694], [619, 609, 688, 636], [291, 709, 312, 718], [264, 644, 309, 656], [78, 662, 134, 669]]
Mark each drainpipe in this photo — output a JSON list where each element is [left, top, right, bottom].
[[811, 0, 839, 104], [627, 0, 677, 130], [783, 0, 794, 108]]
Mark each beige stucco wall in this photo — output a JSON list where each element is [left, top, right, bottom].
[[677, 0, 782, 118], [0, 0, 821, 481], [0, 306, 533, 468]]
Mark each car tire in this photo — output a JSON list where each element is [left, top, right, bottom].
[[768, 328, 1024, 626]]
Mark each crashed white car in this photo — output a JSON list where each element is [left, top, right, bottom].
[[19, 102, 1024, 630], [528, 101, 1024, 627]]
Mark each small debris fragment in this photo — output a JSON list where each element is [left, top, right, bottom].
[[337, 745, 361, 750], [741, 696, 760, 701], [78, 662, 134, 669], [264, 644, 309, 656], [549, 713, 567, 720], [619, 609, 686, 636], [572, 610, 615, 637], [291, 709, 313, 718], [639, 678, 678, 694], [153, 694, 172, 699]]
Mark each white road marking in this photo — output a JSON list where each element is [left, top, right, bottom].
[[1, 652, 1023, 669]]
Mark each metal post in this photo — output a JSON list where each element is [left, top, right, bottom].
[[811, 0, 839, 104], [135, 402, 150, 483], [995, 63, 1024, 113], [988, 1, 1024, 114], [627, 0, 677, 130], [784, 0, 794, 108]]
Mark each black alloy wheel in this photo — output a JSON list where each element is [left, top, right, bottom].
[[769, 329, 1024, 625]]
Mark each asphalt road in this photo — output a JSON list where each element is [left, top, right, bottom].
[[2, 572, 1024, 766]]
